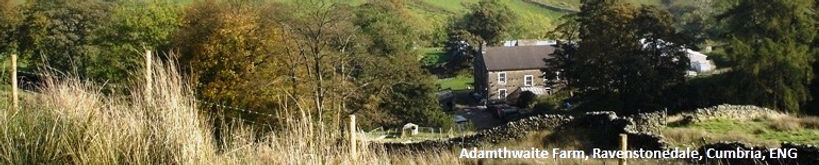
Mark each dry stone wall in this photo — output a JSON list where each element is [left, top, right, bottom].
[[380, 104, 818, 164], [381, 114, 574, 151], [626, 110, 667, 134], [682, 104, 781, 123], [381, 111, 668, 151]]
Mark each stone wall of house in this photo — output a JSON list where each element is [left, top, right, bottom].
[[681, 104, 781, 123], [486, 69, 545, 100]]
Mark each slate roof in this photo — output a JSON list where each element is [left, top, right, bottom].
[[481, 45, 556, 71]]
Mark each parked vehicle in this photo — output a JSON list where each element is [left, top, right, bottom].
[[488, 104, 522, 121]]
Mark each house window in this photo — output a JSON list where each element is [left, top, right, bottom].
[[524, 75, 534, 86], [498, 89, 507, 99], [497, 72, 507, 84]]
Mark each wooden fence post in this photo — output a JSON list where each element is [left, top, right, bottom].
[[619, 134, 628, 165], [10, 54, 17, 111], [350, 115, 357, 163], [145, 50, 152, 98]]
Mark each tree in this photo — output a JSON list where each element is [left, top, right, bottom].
[[0, 0, 20, 54], [664, 0, 724, 49], [554, 0, 689, 113], [716, 0, 816, 113], [93, 0, 181, 84], [16, 0, 112, 79], [808, 2, 819, 115], [442, 29, 481, 72], [350, 1, 453, 128], [275, 0, 357, 125], [460, 0, 515, 46], [173, 1, 285, 115]]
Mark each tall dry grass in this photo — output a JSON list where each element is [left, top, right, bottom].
[[0, 59, 460, 164]]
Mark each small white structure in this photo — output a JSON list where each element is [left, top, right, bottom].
[[502, 40, 557, 47], [640, 39, 716, 76], [686, 49, 715, 74], [402, 123, 419, 136]]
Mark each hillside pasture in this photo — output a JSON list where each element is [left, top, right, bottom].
[[664, 114, 819, 147]]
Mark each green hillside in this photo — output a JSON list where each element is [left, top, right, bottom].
[[406, 0, 565, 42], [530, 0, 663, 10], [404, 0, 670, 42]]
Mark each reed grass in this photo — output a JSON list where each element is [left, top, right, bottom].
[[0, 59, 461, 164]]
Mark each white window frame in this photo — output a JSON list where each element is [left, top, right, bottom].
[[524, 75, 534, 87], [497, 72, 507, 84], [498, 89, 507, 99]]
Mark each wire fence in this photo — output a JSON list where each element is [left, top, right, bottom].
[[10, 69, 278, 127]]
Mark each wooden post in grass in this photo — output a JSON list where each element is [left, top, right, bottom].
[[145, 50, 152, 99], [350, 115, 357, 163], [10, 54, 17, 111], [619, 134, 628, 165]]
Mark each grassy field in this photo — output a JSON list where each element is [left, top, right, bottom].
[[408, 0, 565, 40], [419, 47, 449, 65], [664, 115, 819, 147], [436, 76, 473, 91], [418, 47, 474, 91]]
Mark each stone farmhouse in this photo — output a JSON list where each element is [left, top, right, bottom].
[[473, 41, 562, 103], [473, 39, 716, 103]]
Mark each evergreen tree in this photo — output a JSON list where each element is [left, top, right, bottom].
[[717, 0, 816, 113], [554, 0, 689, 113]]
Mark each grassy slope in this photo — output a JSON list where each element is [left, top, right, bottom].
[[410, 0, 564, 40], [416, 0, 563, 18], [664, 116, 819, 147], [687, 120, 819, 144]]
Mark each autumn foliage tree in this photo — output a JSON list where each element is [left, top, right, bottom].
[[173, 1, 286, 115], [171, 0, 452, 128], [0, 0, 20, 55]]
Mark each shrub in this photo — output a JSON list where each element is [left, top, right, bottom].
[[531, 90, 571, 113], [663, 128, 708, 145], [768, 116, 804, 132], [515, 91, 537, 108], [800, 116, 819, 129]]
